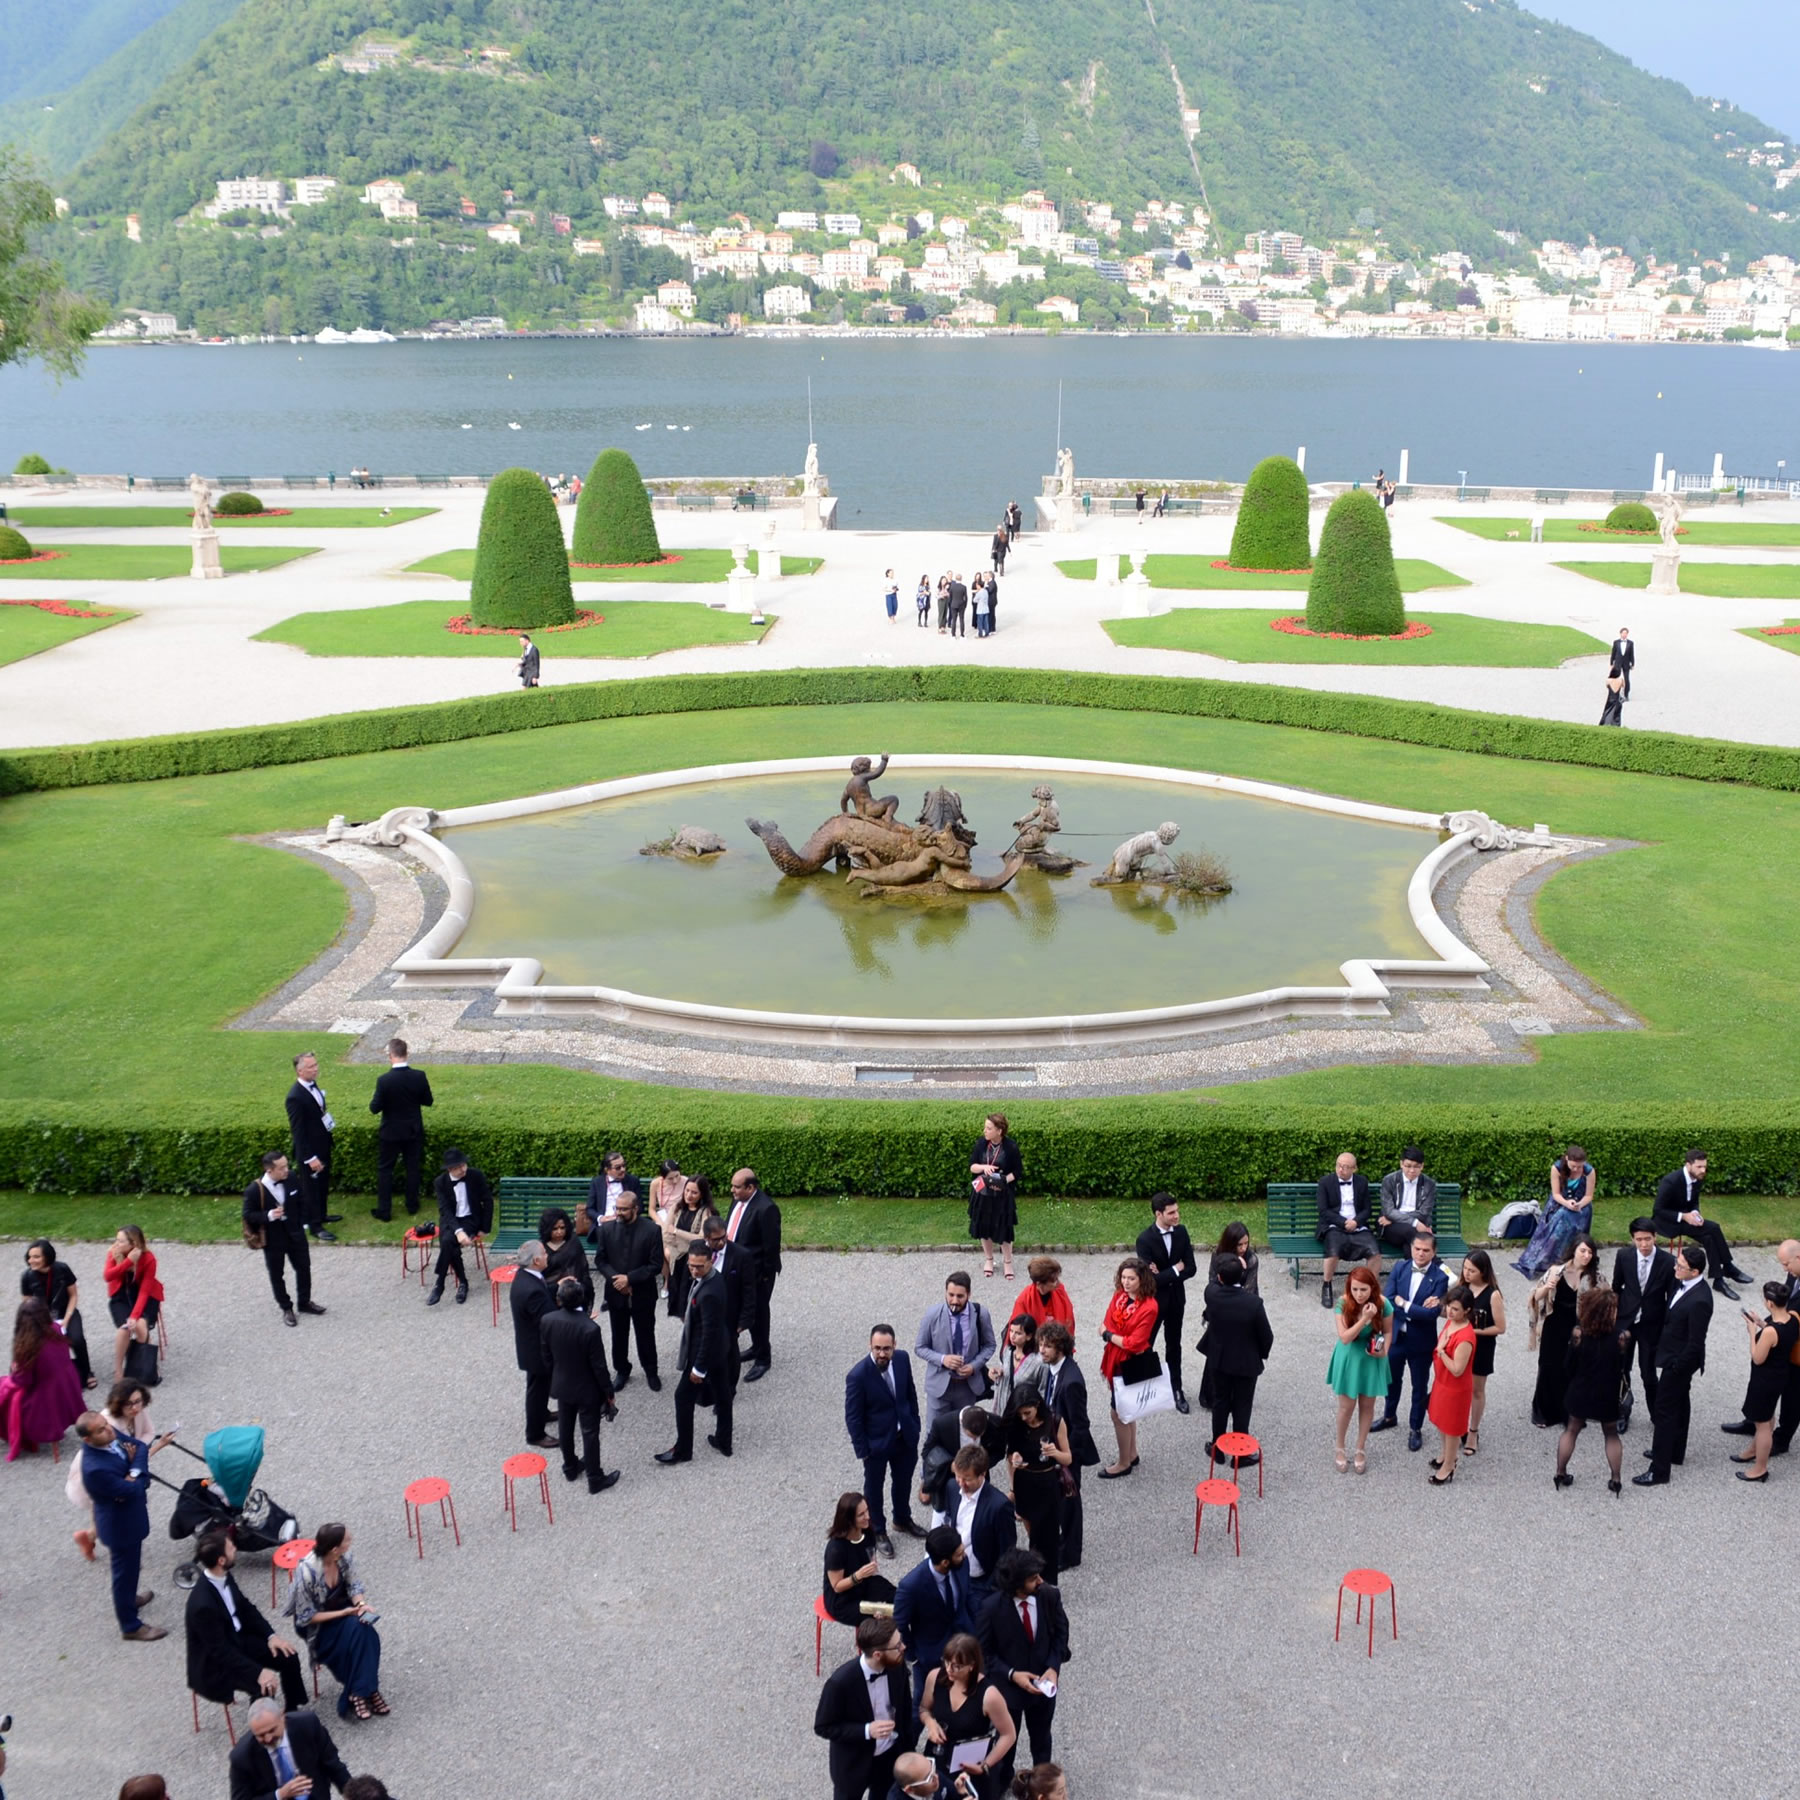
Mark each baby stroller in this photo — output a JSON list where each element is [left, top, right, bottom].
[[152, 1424, 300, 1588]]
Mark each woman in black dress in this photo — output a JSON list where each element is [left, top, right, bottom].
[[968, 1113, 1023, 1283], [538, 1207, 593, 1312], [22, 1239, 93, 1390], [1529, 1234, 1600, 1427], [1554, 1284, 1629, 1494], [921, 1633, 1016, 1798], [1599, 666, 1625, 727], [821, 1491, 897, 1625], [1460, 1250, 1507, 1455], [1003, 1391, 1071, 1580], [1732, 1282, 1799, 1483], [1199, 1221, 1261, 1411]]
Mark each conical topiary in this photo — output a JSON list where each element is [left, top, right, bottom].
[[469, 467, 576, 628], [1305, 489, 1405, 636], [1227, 454, 1312, 570], [571, 447, 663, 564]]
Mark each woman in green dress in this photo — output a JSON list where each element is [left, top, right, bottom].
[[1327, 1262, 1392, 1475]]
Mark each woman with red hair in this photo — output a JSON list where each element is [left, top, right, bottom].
[[1326, 1263, 1392, 1474]]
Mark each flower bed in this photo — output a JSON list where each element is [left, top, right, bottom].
[[0, 552, 66, 566], [191, 508, 293, 519], [446, 610, 607, 637], [0, 597, 117, 618], [569, 554, 685, 570], [1211, 558, 1312, 575], [1759, 625, 1800, 636], [1270, 614, 1433, 642], [1576, 523, 1687, 537]]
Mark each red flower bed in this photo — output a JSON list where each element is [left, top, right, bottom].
[[1759, 625, 1800, 636], [569, 554, 685, 569], [446, 611, 607, 636], [1211, 558, 1313, 574], [0, 597, 117, 618], [194, 509, 293, 519], [1270, 614, 1433, 642], [1576, 522, 1687, 536], [0, 551, 66, 565]]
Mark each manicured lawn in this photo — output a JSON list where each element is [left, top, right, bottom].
[[1057, 554, 1468, 592], [1555, 561, 1800, 598], [255, 599, 775, 659], [1104, 609, 1605, 666], [8, 506, 437, 529], [1741, 620, 1800, 658], [406, 548, 824, 583], [1442, 516, 1800, 547], [0, 599, 134, 665], [0, 544, 317, 580]]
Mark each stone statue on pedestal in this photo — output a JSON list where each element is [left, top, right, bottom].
[[1094, 821, 1181, 885], [188, 472, 223, 580], [1648, 489, 1683, 596]]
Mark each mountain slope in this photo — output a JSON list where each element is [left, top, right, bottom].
[[0, 0, 191, 105]]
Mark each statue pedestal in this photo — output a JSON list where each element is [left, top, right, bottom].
[[190, 530, 223, 580], [1118, 549, 1161, 618], [725, 541, 757, 614], [800, 488, 824, 531], [1649, 547, 1680, 596], [759, 521, 781, 590]]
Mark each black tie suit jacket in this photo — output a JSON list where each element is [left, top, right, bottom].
[[1135, 1223, 1195, 1315], [814, 1655, 915, 1799], [1610, 638, 1636, 673], [1199, 1282, 1274, 1376], [678, 1268, 731, 1383], [242, 1178, 307, 1249], [510, 1268, 554, 1374], [227, 1709, 351, 1800], [1316, 1175, 1373, 1239], [1656, 1282, 1713, 1378], [434, 1167, 494, 1237], [186, 1571, 280, 1703], [1651, 1170, 1704, 1238], [539, 1307, 616, 1409], [729, 1189, 784, 1280], [1613, 1245, 1676, 1342], [978, 1581, 1071, 1682], [919, 1409, 966, 1500], [368, 1064, 433, 1141], [284, 1081, 333, 1168], [1041, 1358, 1099, 1468]]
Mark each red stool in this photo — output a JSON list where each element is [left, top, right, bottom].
[[502, 1452, 553, 1532], [813, 1594, 836, 1676], [1211, 1431, 1264, 1498], [402, 1228, 436, 1286], [1336, 1568, 1398, 1657], [469, 1235, 490, 1280], [490, 1263, 518, 1326], [403, 1477, 460, 1559], [271, 1536, 315, 1606], [156, 1305, 171, 1358], [1192, 1479, 1241, 1556], [191, 1691, 237, 1742]]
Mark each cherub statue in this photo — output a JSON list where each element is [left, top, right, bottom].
[[1056, 446, 1075, 498], [804, 442, 821, 488], [839, 754, 899, 823], [1652, 488, 1683, 548], [1011, 784, 1062, 855], [1096, 820, 1180, 884], [188, 472, 214, 532]]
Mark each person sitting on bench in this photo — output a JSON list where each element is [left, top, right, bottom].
[[1316, 1152, 1378, 1310]]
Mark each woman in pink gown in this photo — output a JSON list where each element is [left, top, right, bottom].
[[0, 1297, 85, 1459]]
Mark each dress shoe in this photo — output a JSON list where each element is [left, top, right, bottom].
[[562, 1465, 584, 1482], [528, 1434, 559, 1450], [545, 1410, 560, 1423], [1233, 1452, 1261, 1467], [1713, 1278, 1741, 1301], [122, 1624, 168, 1641], [1369, 1415, 1398, 1434], [323, 1213, 343, 1223], [654, 1448, 692, 1465], [281, 1308, 298, 1327], [1721, 1419, 1756, 1437], [1173, 1392, 1190, 1416], [590, 1469, 621, 1493], [1727, 1266, 1755, 1285], [894, 1518, 926, 1538], [1736, 1469, 1769, 1483], [874, 1532, 896, 1559], [1407, 1429, 1423, 1452], [1320, 1282, 1333, 1309], [454, 1283, 469, 1305], [311, 1228, 339, 1244], [707, 1433, 732, 1457], [370, 1210, 391, 1222], [744, 1362, 770, 1382], [136, 1589, 155, 1606], [427, 1286, 444, 1306], [645, 1372, 662, 1392], [613, 1369, 632, 1390], [1632, 1470, 1667, 1486], [298, 1301, 326, 1315]]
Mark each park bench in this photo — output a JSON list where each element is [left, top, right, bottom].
[[217, 476, 254, 489], [1684, 490, 1716, 507], [1455, 486, 1490, 503], [1610, 490, 1645, 505], [732, 492, 768, 511], [148, 475, 188, 490], [1393, 485, 1414, 500], [677, 493, 716, 511], [415, 475, 450, 488], [1266, 1182, 1467, 1289], [282, 475, 323, 490], [1534, 489, 1569, 504], [493, 1175, 592, 1256], [1157, 497, 1210, 515]]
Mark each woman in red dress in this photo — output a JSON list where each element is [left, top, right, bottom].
[[1426, 1285, 1478, 1487], [0, 1298, 85, 1459], [1097, 1256, 1159, 1479], [103, 1224, 164, 1384]]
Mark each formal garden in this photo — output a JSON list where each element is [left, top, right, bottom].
[[1442, 515, 1800, 547], [1557, 560, 1800, 597], [1104, 609, 1603, 665], [0, 596, 133, 665], [6, 505, 438, 529]]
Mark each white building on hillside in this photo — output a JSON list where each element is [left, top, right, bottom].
[[291, 176, 338, 206], [763, 285, 811, 319], [208, 177, 286, 217], [361, 179, 406, 207], [777, 210, 819, 232]]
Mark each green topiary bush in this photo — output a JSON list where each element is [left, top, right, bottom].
[[572, 448, 663, 564], [1227, 455, 1312, 570], [470, 467, 577, 629], [0, 524, 34, 560], [1604, 501, 1657, 532], [215, 491, 264, 516], [1306, 490, 1405, 636], [13, 453, 52, 475]]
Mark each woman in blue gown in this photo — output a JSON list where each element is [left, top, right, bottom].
[[1513, 1146, 1596, 1279]]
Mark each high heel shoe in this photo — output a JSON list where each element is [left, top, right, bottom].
[[1553, 1472, 1574, 1490], [1352, 1451, 1367, 1475], [1335, 1450, 1348, 1473], [1608, 1478, 1622, 1496], [1428, 1465, 1455, 1486]]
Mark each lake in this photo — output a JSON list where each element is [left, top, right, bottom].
[[3, 335, 1795, 529]]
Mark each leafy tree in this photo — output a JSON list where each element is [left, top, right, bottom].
[[470, 467, 576, 627], [1228, 456, 1311, 569], [572, 448, 662, 563], [0, 150, 107, 378], [1306, 490, 1403, 635], [809, 140, 839, 179]]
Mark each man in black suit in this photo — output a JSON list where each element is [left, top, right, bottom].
[[1376, 1145, 1437, 1251], [814, 1615, 913, 1800], [978, 1548, 1069, 1784], [701, 1216, 745, 1393], [1724, 1238, 1800, 1452], [724, 1166, 781, 1380], [1032, 1322, 1095, 1569], [1316, 1151, 1377, 1308], [1198, 1253, 1274, 1461], [1610, 624, 1634, 699], [947, 573, 968, 638], [538, 1277, 619, 1494], [243, 1152, 324, 1329], [228, 1700, 351, 1800], [1136, 1193, 1196, 1412], [508, 1240, 557, 1449], [367, 1037, 432, 1221], [657, 1238, 735, 1463], [1614, 1216, 1677, 1429], [1635, 1245, 1714, 1486], [284, 1051, 339, 1242], [429, 1147, 492, 1307], [892, 1526, 976, 1710], [594, 1188, 664, 1390], [1652, 1150, 1752, 1300], [585, 1151, 643, 1232], [845, 1323, 923, 1554], [918, 1404, 991, 1517], [186, 1530, 306, 1711], [938, 1446, 1017, 1604]]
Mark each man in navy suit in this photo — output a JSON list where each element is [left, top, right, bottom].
[[78, 1410, 165, 1640], [892, 1525, 977, 1710], [1371, 1227, 1449, 1451], [846, 1323, 924, 1557], [936, 1445, 1016, 1606]]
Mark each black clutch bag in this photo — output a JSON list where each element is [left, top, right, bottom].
[[1118, 1349, 1162, 1385]]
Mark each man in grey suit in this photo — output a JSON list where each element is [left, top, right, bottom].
[[915, 1272, 996, 1426], [1377, 1145, 1438, 1251]]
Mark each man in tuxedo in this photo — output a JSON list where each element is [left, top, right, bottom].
[[367, 1038, 432, 1221], [937, 1445, 1017, 1604], [228, 1701, 351, 1800], [1371, 1228, 1446, 1450], [585, 1151, 642, 1232], [892, 1526, 976, 1709], [1652, 1151, 1752, 1300], [186, 1530, 306, 1710], [508, 1240, 557, 1449], [1723, 1238, 1800, 1452], [77, 1410, 164, 1640], [701, 1217, 745, 1393], [1136, 1193, 1196, 1412], [243, 1152, 324, 1329], [814, 1616, 914, 1800], [1316, 1151, 1377, 1308], [915, 1274, 997, 1424], [1032, 1322, 1095, 1569], [1610, 624, 1634, 699], [1635, 1244, 1714, 1486], [724, 1167, 782, 1380], [539, 1278, 619, 1494], [1377, 1145, 1437, 1251], [1198, 1253, 1275, 1460], [657, 1238, 734, 1463], [978, 1548, 1069, 1784], [594, 1189, 664, 1390], [284, 1051, 339, 1242], [918, 1403, 991, 1516], [1614, 1216, 1677, 1429], [846, 1323, 924, 1555], [429, 1147, 492, 1307]]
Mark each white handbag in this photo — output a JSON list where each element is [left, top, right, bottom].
[[1111, 1367, 1177, 1424]]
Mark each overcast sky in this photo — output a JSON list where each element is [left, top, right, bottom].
[[1537, 0, 1797, 137]]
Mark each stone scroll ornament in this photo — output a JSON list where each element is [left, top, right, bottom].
[[331, 805, 439, 847], [1443, 811, 1518, 851]]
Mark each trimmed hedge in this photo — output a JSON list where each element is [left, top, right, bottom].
[[215, 491, 264, 516], [572, 448, 662, 564], [1306, 490, 1405, 635], [1605, 501, 1656, 532], [469, 467, 576, 628], [0, 523, 32, 560], [1227, 455, 1311, 570], [7, 666, 1800, 798]]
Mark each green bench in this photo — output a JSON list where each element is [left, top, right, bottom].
[[732, 492, 768, 512], [217, 477, 254, 489], [1684, 490, 1716, 507], [1157, 497, 1210, 515], [1535, 488, 1569, 504], [1266, 1181, 1468, 1289], [283, 476, 322, 489], [1610, 490, 1645, 505], [415, 475, 450, 488], [677, 493, 716, 511], [493, 1175, 591, 1256], [1455, 487, 1490, 503], [1393, 485, 1414, 500], [148, 476, 188, 490]]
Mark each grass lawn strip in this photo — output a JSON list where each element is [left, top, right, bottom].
[[1439, 516, 1800, 547], [407, 548, 824, 583], [1740, 619, 1800, 659], [0, 544, 317, 580], [255, 599, 775, 659], [7, 506, 438, 529], [1105, 609, 1604, 666], [0, 600, 134, 666], [1555, 561, 1800, 598], [1056, 554, 1468, 593]]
